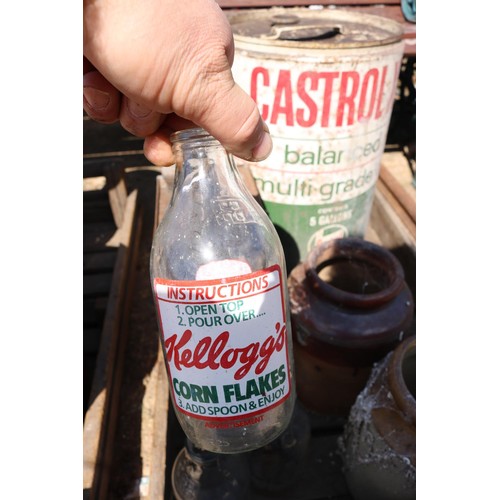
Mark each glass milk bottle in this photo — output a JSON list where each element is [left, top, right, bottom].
[[150, 127, 295, 453]]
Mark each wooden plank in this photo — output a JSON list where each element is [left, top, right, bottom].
[[83, 117, 167, 500], [104, 164, 128, 228], [375, 179, 416, 241], [369, 183, 416, 251], [379, 163, 416, 223], [100, 198, 144, 499], [103, 251, 170, 500], [135, 343, 169, 500], [83, 188, 141, 499], [154, 168, 176, 231], [368, 185, 416, 301]]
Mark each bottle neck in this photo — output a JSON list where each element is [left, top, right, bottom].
[[171, 127, 221, 149], [172, 127, 228, 170], [171, 128, 238, 197]]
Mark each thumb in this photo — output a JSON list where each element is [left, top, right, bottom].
[[193, 80, 273, 162]]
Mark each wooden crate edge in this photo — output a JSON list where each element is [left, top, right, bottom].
[[83, 189, 141, 498]]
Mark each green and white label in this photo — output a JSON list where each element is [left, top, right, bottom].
[[231, 41, 405, 259]]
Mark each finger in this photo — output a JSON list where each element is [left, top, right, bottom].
[[143, 115, 195, 166], [193, 78, 272, 162], [83, 70, 121, 124], [143, 127, 175, 167], [119, 96, 165, 138]]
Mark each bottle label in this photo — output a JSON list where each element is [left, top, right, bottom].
[[154, 263, 291, 423]]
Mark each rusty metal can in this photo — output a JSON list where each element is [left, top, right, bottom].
[[228, 7, 405, 269], [287, 237, 414, 416]]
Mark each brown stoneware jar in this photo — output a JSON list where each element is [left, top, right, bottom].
[[339, 335, 416, 500], [287, 237, 414, 416]]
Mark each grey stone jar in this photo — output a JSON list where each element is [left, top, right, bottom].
[[339, 335, 416, 500]]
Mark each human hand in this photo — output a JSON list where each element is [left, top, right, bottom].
[[83, 0, 272, 166]]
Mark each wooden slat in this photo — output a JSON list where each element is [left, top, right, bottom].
[[83, 188, 141, 499], [375, 179, 416, 241], [379, 163, 416, 223], [135, 344, 169, 500], [84, 158, 130, 229], [368, 184, 416, 302], [154, 168, 176, 231], [104, 164, 128, 228], [369, 183, 416, 251]]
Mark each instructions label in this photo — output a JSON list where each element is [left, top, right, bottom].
[[154, 264, 291, 422]]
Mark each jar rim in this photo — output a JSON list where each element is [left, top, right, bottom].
[[305, 237, 405, 308], [388, 335, 416, 424]]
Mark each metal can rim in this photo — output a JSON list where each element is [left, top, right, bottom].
[[227, 7, 404, 50]]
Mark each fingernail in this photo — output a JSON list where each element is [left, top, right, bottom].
[[251, 131, 273, 161], [83, 87, 110, 110], [127, 99, 152, 118]]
